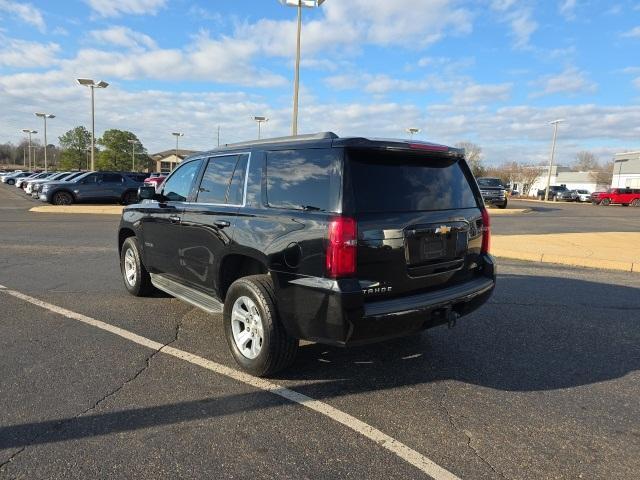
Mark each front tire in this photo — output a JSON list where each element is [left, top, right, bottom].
[[6, 179, 15, 185], [601, 199, 611, 206], [120, 236, 154, 296], [498, 199, 508, 209], [224, 275, 298, 377], [52, 191, 74, 205]]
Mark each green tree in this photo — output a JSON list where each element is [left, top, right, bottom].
[[59, 126, 92, 171], [96, 129, 148, 171]]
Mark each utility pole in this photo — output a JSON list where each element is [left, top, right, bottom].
[[544, 119, 565, 201]]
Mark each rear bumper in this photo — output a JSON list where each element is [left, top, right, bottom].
[[274, 255, 496, 346]]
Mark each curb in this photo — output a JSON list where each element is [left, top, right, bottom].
[[493, 249, 638, 273], [487, 208, 531, 215], [29, 205, 123, 215]]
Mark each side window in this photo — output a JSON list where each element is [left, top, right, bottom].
[[266, 149, 340, 212], [83, 173, 98, 184], [227, 154, 249, 205], [162, 160, 203, 202], [102, 173, 123, 183], [196, 155, 248, 205]]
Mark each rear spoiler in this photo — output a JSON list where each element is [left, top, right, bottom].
[[333, 137, 464, 157]]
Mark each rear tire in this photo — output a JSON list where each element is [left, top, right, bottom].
[[601, 199, 611, 206], [120, 237, 154, 297], [224, 275, 298, 377], [52, 191, 73, 205], [6, 179, 15, 185], [631, 199, 640, 207]]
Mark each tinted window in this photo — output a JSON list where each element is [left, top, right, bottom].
[[266, 149, 341, 211], [162, 160, 202, 202], [196, 155, 245, 205], [102, 173, 123, 183], [227, 154, 249, 205], [477, 178, 503, 187], [347, 149, 477, 212]]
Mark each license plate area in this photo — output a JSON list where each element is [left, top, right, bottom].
[[405, 222, 469, 270]]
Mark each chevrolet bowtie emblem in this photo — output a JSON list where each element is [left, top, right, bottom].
[[435, 225, 452, 234]]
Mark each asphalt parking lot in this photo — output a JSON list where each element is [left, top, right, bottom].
[[1, 185, 639, 479], [494, 198, 640, 234]]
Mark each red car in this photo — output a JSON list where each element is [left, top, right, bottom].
[[143, 174, 166, 191], [592, 188, 640, 206]]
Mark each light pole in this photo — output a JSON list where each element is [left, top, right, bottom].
[[544, 119, 565, 201], [171, 132, 184, 166], [278, 0, 326, 136], [21, 129, 37, 170], [77, 78, 109, 171], [614, 159, 629, 188], [35, 112, 55, 172], [128, 139, 140, 171], [253, 116, 268, 139], [406, 128, 421, 139]]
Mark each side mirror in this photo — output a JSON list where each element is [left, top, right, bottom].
[[138, 186, 157, 201]]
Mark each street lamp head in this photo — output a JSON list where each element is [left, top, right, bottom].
[[35, 112, 55, 119], [22, 129, 37, 134], [171, 132, 184, 137], [253, 116, 268, 122], [279, 0, 325, 7], [406, 128, 421, 134], [127, 139, 140, 144], [77, 78, 109, 89], [549, 118, 565, 125]]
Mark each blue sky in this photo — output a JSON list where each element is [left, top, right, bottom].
[[0, 0, 639, 165]]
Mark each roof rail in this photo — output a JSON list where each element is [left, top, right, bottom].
[[223, 132, 338, 148]]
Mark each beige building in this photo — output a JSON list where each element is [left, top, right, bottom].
[[151, 149, 198, 174]]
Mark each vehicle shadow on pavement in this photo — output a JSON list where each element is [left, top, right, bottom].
[[1, 273, 638, 450], [281, 273, 640, 394]]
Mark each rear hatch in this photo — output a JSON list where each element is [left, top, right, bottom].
[[344, 147, 486, 300]]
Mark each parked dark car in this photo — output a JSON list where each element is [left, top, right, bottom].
[[555, 189, 578, 202], [40, 171, 145, 205], [537, 185, 569, 201], [476, 177, 508, 209], [118, 132, 496, 376]]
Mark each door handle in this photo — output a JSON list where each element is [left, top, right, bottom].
[[169, 215, 181, 224], [214, 220, 230, 228]]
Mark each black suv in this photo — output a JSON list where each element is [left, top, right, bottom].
[[118, 133, 495, 376], [477, 177, 508, 209]]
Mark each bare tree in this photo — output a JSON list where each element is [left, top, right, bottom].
[[589, 158, 614, 188], [573, 151, 599, 171], [455, 141, 485, 177]]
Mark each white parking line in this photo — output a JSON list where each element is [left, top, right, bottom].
[[1, 286, 461, 480]]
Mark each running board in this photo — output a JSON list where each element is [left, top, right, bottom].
[[150, 274, 223, 314]]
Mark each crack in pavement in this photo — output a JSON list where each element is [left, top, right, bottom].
[[439, 384, 508, 480], [0, 313, 187, 473]]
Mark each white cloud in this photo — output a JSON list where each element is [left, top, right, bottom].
[[453, 83, 513, 105], [364, 74, 430, 94], [0, 0, 45, 32], [83, 0, 166, 17], [0, 37, 59, 68], [559, 0, 577, 19], [90, 26, 157, 50], [531, 67, 597, 97], [634, 77, 640, 89], [621, 26, 640, 38], [491, 1, 538, 49]]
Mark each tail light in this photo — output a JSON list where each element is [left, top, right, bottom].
[[481, 208, 491, 254], [326, 216, 357, 278]]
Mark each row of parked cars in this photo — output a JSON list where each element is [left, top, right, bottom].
[[0, 169, 163, 205], [536, 185, 591, 202]]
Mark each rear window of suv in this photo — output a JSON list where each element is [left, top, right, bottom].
[[266, 149, 341, 212], [346, 149, 477, 213]]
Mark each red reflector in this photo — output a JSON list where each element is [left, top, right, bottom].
[[408, 143, 449, 152], [326, 216, 357, 278], [481, 208, 490, 254]]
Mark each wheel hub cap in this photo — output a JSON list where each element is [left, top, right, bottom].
[[123, 248, 137, 286], [231, 296, 264, 359]]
